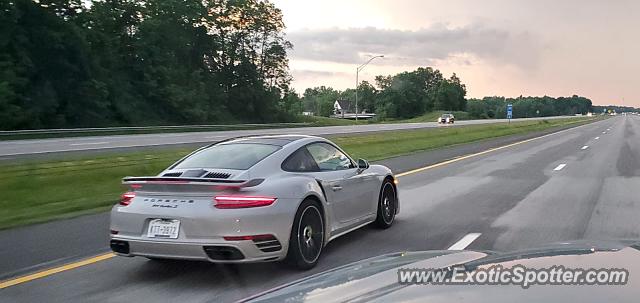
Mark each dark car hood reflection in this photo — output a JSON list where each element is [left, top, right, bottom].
[[241, 239, 640, 303]]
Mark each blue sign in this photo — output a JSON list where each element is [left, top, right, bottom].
[[507, 104, 513, 119]]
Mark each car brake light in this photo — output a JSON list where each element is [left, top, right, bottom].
[[213, 195, 277, 209], [223, 234, 274, 241], [120, 192, 136, 206]]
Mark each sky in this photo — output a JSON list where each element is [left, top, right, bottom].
[[271, 0, 640, 107]]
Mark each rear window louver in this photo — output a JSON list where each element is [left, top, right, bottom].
[[162, 172, 183, 177], [203, 171, 231, 179]]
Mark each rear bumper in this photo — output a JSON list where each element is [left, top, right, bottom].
[[110, 236, 286, 263], [109, 197, 303, 263]]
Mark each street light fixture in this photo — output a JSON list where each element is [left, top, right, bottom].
[[355, 55, 384, 121]]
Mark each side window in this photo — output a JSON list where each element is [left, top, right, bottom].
[[282, 147, 320, 172], [306, 143, 354, 171]]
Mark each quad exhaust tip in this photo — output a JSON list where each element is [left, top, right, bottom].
[[110, 240, 130, 255]]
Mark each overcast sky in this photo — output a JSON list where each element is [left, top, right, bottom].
[[272, 0, 640, 106]]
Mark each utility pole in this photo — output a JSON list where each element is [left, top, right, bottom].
[[355, 55, 384, 121]]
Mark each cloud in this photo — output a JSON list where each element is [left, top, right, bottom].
[[287, 24, 541, 69], [289, 69, 352, 87], [292, 70, 350, 77]]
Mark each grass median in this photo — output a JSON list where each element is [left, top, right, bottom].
[[0, 117, 596, 230]]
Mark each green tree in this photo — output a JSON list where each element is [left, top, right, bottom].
[[0, 0, 294, 130], [374, 67, 444, 118], [357, 81, 377, 113], [434, 74, 466, 111], [0, 0, 109, 129], [302, 86, 339, 117], [467, 95, 592, 119]]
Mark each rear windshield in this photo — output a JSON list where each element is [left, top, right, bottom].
[[173, 143, 280, 170]]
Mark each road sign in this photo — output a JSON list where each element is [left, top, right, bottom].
[[507, 104, 513, 120]]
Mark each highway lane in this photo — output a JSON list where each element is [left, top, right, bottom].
[[1, 116, 636, 303], [0, 119, 596, 279], [0, 116, 573, 158]]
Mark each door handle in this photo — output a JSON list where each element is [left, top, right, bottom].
[[331, 185, 343, 191]]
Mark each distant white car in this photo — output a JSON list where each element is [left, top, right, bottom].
[[437, 114, 455, 124]]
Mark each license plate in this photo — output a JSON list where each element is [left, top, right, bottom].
[[147, 219, 180, 239]]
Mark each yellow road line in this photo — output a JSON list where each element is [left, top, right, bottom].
[[396, 136, 541, 177], [0, 120, 595, 289], [0, 253, 115, 289]]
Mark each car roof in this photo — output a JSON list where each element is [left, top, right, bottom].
[[219, 134, 317, 147]]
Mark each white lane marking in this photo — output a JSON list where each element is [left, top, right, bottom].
[[595, 137, 600, 140], [602, 131, 606, 134], [396, 119, 602, 178], [448, 233, 482, 250], [69, 141, 109, 146], [553, 163, 567, 171], [581, 145, 589, 150]]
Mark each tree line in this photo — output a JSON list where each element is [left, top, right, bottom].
[[301, 67, 593, 120], [302, 67, 467, 119], [1, 1, 595, 130], [467, 95, 593, 119], [592, 105, 638, 114], [1, 0, 296, 130]]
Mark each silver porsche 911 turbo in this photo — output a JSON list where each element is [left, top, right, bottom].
[[110, 135, 399, 269]]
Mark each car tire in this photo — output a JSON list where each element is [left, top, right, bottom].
[[374, 179, 397, 229], [286, 199, 324, 270]]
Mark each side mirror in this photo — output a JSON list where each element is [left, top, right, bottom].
[[357, 159, 369, 171]]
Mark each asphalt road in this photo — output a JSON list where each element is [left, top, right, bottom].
[[2, 115, 637, 303], [0, 116, 572, 158]]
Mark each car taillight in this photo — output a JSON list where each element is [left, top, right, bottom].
[[120, 192, 136, 206], [223, 234, 274, 241], [213, 195, 277, 209]]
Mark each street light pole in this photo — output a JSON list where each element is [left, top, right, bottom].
[[355, 70, 359, 120], [355, 55, 384, 121]]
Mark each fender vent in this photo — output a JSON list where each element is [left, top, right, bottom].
[[203, 171, 231, 179], [253, 235, 282, 253]]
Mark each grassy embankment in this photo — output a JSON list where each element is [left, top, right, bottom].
[[0, 117, 596, 229], [389, 111, 472, 123]]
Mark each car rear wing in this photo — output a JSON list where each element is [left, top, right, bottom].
[[122, 177, 264, 192]]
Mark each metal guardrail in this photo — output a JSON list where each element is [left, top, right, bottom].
[[0, 122, 312, 136], [0, 116, 591, 137]]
